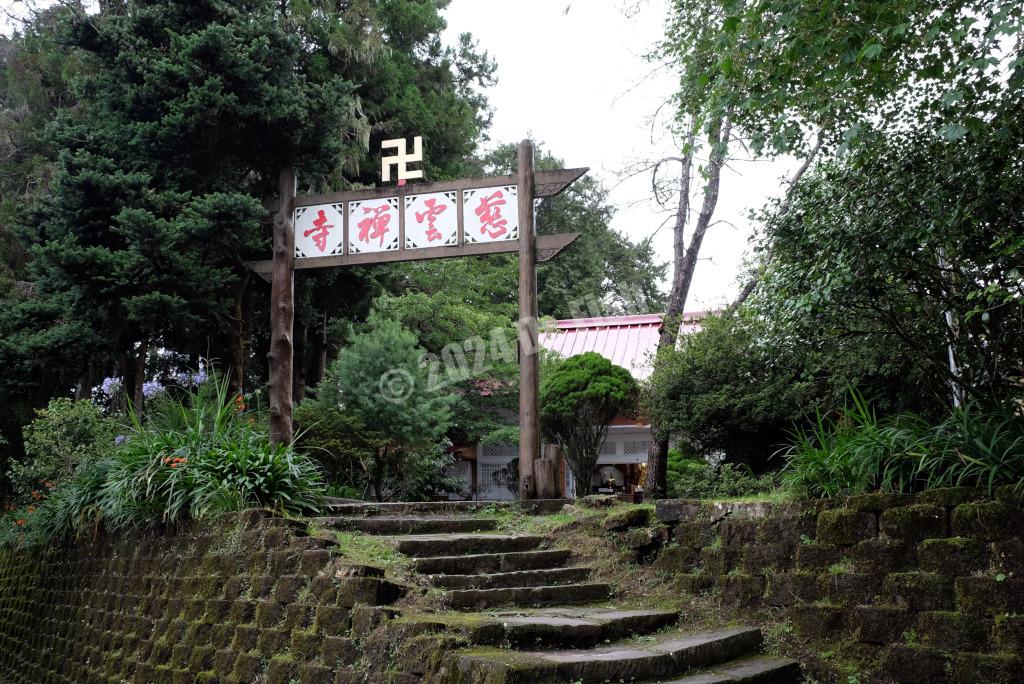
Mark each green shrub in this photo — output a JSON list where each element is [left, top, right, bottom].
[[644, 311, 929, 470], [293, 399, 387, 494], [781, 390, 1024, 497], [190, 433, 325, 517], [295, 397, 463, 501], [8, 398, 117, 500], [101, 376, 325, 528], [326, 483, 363, 499], [667, 448, 776, 499]]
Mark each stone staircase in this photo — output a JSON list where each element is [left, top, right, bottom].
[[314, 499, 801, 683]]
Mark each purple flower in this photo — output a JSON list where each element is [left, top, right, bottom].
[[142, 380, 165, 398], [100, 376, 122, 397], [173, 368, 208, 387], [114, 435, 128, 446]]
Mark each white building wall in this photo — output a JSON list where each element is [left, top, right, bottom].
[[475, 425, 653, 500]]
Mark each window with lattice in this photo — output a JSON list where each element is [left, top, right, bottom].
[[624, 440, 652, 455]]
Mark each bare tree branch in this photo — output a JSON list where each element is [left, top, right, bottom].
[[732, 135, 825, 307]]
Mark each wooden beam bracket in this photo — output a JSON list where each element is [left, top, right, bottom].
[[246, 232, 579, 279]]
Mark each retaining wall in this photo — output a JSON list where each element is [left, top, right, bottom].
[[648, 487, 1024, 683], [0, 511, 400, 683]]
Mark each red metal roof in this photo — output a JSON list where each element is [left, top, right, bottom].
[[539, 311, 708, 380]]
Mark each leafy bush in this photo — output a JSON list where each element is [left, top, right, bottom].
[[104, 377, 325, 527], [387, 438, 464, 502], [8, 398, 117, 500], [295, 396, 463, 502], [326, 483, 363, 500], [190, 434, 324, 517], [293, 399, 387, 495], [667, 448, 776, 499], [781, 390, 1024, 497], [1, 375, 326, 549], [645, 312, 933, 470]]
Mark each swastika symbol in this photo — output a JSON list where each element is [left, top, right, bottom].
[[381, 136, 424, 183]]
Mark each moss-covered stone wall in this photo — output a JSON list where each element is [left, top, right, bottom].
[[648, 487, 1024, 683], [0, 511, 400, 684]]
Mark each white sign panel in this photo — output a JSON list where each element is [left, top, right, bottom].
[[404, 191, 458, 248], [463, 185, 519, 243], [349, 198, 400, 253], [294, 204, 345, 258]]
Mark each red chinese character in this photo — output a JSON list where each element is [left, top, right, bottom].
[[357, 204, 392, 247], [303, 209, 333, 252], [415, 198, 447, 242], [475, 190, 508, 238]]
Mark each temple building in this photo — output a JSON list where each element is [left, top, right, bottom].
[[449, 311, 707, 500]]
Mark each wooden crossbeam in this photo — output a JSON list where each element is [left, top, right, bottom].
[[246, 232, 579, 280]]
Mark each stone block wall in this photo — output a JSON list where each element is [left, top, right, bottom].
[[0, 511, 401, 684], [650, 487, 1024, 683]]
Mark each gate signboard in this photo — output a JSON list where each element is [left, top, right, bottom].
[[250, 139, 585, 499]]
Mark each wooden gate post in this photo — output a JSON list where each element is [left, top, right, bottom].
[[517, 140, 538, 500], [269, 168, 296, 445]]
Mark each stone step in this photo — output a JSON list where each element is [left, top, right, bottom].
[[429, 566, 592, 590], [421, 608, 680, 649], [413, 549, 572, 575], [452, 626, 763, 683], [392, 534, 546, 558], [325, 499, 568, 516], [311, 516, 498, 535], [657, 655, 802, 683], [445, 582, 613, 610]]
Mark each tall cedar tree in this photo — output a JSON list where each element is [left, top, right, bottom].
[[0, 5, 92, 459], [24, 0, 359, 407]]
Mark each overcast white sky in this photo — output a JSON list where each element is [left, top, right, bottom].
[[445, 0, 797, 310]]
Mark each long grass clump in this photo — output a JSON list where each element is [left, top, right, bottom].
[[1, 376, 325, 550], [780, 389, 1024, 498]]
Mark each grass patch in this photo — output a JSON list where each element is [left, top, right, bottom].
[[828, 559, 855, 575], [331, 531, 410, 574], [476, 505, 604, 535], [762, 618, 794, 655]]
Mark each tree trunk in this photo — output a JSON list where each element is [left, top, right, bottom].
[[228, 270, 251, 396], [370, 447, 388, 502], [121, 342, 147, 410], [645, 116, 731, 498], [569, 459, 594, 499], [645, 438, 670, 500], [660, 116, 731, 345]]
